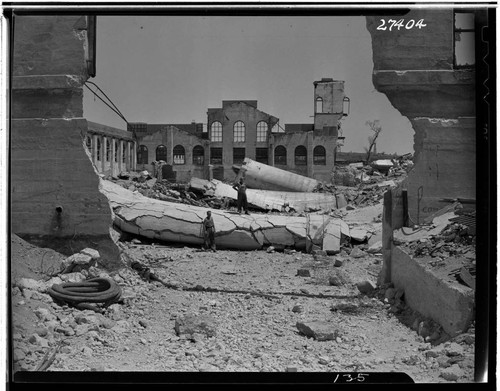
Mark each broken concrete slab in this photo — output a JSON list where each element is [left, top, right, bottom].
[[237, 158, 319, 192], [393, 211, 457, 244], [296, 320, 341, 341], [101, 180, 345, 251], [190, 177, 338, 212], [322, 219, 349, 254]]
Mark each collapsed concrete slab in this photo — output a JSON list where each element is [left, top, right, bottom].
[[236, 158, 319, 192], [101, 180, 346, 252], [189, 177, 338, 212]]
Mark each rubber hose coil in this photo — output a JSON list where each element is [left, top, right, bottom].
[[48, 277, 122, 305]]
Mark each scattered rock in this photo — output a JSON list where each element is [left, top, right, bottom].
[[440, 364, 462, 381], [366, 241, 383, 254], [296, 321, 340, 341], [292, 305, 303, 313], [174, 314, 217, 338], [318, 356, 329, 365], [82, 346, 93, 357], [384, 287, 396, 300], [296, 269, 311, 277], [13, 349, 25, 362], [356, 280, 376, 294], [436, 356, 451, 368], [34, 307, 56, 322], [28, 334, 49, 348], [444, 342, 464, 356], [266, 246, 275, 253], [16, 278, 46, 293], [331, 300, 360, 313], [350, 247, 366, 258], [60, 253, 95, 274], [333, 259, 343, 267], [139, 319, 150, 328]]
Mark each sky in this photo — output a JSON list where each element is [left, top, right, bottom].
[[83, 15, 415, 154]]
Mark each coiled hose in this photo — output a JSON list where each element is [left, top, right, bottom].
[[48, 278, 122, 306]]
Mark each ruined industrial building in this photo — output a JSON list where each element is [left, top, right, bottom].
[[8, 8, 493, 385]]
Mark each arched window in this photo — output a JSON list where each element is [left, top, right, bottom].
[[315, 97, 323, 113], [313, 146, 326, 165], [233, 121, 245, 142], [256, 121, 268, 142], [173, 145, 185, 165], [137, 145, 148, 165], [96, 137, 101, 161], [210, 121, 222, 142], [295, 145, 307, 166], [193, 145, 204, 165], [156, 145, 167, 162], [274, 145, 287, 165]]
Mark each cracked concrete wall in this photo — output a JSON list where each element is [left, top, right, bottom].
[[11, 15, 120, 265], [366, 9, 476, 223], [136, 126, 207, 182], [102, 180, 347, 253]]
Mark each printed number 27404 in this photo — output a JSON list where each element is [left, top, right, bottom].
[[377, 19, 427, 31]]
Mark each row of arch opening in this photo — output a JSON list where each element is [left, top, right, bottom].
[[136, 144, 327, 166]]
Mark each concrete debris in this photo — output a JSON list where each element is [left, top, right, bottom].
[[349, 247, 366, 258], [349, 228, 370, 242], [174, 313, 217, 339], [60, 250, 98, 274], [296, 320, 341, 341], [367, 241, 383, 254], [356, 280, 376, 294], [440, 364, 462, 381], [190, 177, 339, 213]]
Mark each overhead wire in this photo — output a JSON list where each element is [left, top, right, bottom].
[[84, 81, 128, 124]]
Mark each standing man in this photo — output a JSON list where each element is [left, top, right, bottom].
[[202, 211, 216, 252], [233, 178, 249, 214]]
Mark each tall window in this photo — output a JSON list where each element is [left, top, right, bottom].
[[193, 145, 204, 165], [454, 12, 475, 68], [85, 135, 92, 150], [274, 145, 287, 165], [122, 142, 126, 163], [313, 146, 326, 165], [114, 140, 118, 162], [173, 145, 185, 165], [137, 145, 148, 164], [233, 148, 245, 165], [156, 145, 167, 162], [105, 138, 110, 162], [315, 97, 323, 113], [96, 138, 101, 161], [233, 121, 245, 142], [256, 148, 268, 164], [210, 147, 223, 165], [210, 121, 222, 142], [295, 146, 307, 166], [256, 121, 268, 142]]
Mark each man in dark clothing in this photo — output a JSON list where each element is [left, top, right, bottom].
[[202, 211, 216, 252], [233, 178, 249, 214]]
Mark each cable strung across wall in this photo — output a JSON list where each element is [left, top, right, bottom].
[[84, 81, 128, 124]]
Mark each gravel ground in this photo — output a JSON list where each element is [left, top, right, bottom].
[[10, 205, 476, 384]]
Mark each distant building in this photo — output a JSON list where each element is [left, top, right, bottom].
[[125, 78, 349, 183]]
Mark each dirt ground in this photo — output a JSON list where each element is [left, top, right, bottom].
[[9, 203, 476, 384]]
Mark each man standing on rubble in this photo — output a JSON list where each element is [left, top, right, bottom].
[[233, 178, 249, 214], [202, 211, 216, 252]]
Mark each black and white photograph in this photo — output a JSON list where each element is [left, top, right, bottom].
[[4, 1, 495, 386]]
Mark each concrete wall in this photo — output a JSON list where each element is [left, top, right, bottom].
[[136, 126, 207, 182], [391, 247, 475, 336], [366, 9, 476, 223], [11, 15, 120, 265]]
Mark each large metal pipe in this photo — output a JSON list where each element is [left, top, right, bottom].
[[236, 158, 319, 192]]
